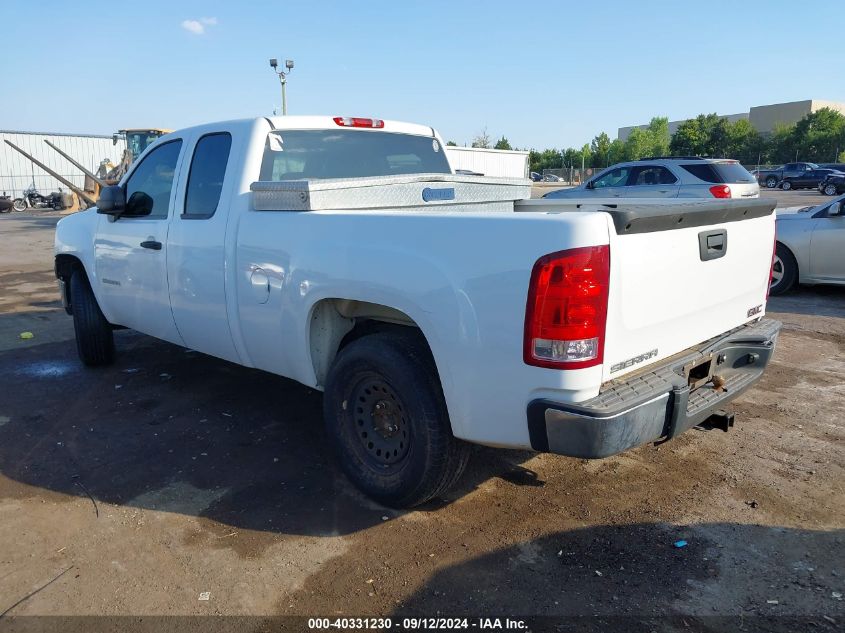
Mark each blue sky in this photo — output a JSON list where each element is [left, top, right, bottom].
[[1, 0, 843, 149]]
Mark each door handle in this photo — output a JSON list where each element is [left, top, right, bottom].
[[140, 240, 162, 251]]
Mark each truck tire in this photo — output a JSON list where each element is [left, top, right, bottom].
[[323, 331, 470, 508], [70, 270, 115, 366], [781, 180, 792, 191], [769, 243, 797, 296], [765, 176, 778, 188], [823, 183, 838, 196]]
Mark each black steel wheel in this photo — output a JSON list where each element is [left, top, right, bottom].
[[323, 330, 470, 508], [348, 375, 411, 471]]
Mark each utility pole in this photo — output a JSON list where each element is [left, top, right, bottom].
[[269, 58, 294, 115]]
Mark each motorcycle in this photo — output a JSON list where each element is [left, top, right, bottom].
[[12, 185, 66, 211], [0, 192, 13, 214]]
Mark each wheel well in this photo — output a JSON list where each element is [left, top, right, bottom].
[[308, 298, 429, 387], [54, 254, 85, 314]]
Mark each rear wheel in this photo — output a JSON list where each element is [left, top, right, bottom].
[[323, 331, 470, 508], [769, 243, 797, 295], [70, 271, 115, 366], [823, 183, 838, 196], [765, 176, 778, 188], [781, 180, 792, 191]]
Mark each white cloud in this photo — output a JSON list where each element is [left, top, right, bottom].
[[181, 17, 218, 35]]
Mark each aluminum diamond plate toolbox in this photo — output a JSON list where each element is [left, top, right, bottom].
[[250, 173, 532, 212]]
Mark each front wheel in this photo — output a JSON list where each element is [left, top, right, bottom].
[[781, 180, 792, 191], [70, 271, 115, 366], [765, 176, 778, 188], [12, 198, 26, 211], [323, 331, 470, 508], [823, 183, 838, 196], [770, 243, 798, 296]]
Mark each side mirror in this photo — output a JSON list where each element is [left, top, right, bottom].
[[830, 201, 843, 216], [96, 185, 126, 215]]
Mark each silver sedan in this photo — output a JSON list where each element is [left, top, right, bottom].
[[771, 194, 845, 294]]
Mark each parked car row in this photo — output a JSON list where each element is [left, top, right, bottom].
[[543, 157, 759, 200], [752, 162, 845, 191]]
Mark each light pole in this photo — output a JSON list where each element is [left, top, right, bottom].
[[269, 58, 294, 115]]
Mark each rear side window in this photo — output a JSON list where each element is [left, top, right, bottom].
[[681, 162, 754, 184], [184, 133, 232, 218], [259, 129, 451, 180], [629, 166, 677, 186]]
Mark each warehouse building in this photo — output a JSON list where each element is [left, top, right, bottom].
[[0, 130, 126, 199], [618, 99, 845, 141]]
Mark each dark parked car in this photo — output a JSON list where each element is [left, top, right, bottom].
[[754, 162, 827, 188], [529, 171, 542, 182], [819, 172, 845, 196], [780, 167, 843, 191]]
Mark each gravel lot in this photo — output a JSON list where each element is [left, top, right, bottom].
[[0, 208, 842, 631]]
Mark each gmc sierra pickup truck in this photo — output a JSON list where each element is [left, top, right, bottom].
[[54, 116, 781, 507]]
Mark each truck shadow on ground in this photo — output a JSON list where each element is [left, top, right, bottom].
[[388, 522, 844, 632], [0, 331, 536, 536]]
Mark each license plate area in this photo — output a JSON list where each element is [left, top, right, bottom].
[[684, 355, 714, 390]]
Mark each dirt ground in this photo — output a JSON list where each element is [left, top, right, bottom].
[[0, 209, 843, 631]]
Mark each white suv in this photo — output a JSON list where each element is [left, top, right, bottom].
[[545, 157, 760, 200]]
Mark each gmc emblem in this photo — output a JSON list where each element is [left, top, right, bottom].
[[747, 304, 763, 318]]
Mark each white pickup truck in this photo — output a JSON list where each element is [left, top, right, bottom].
[[55, 115, 781, 507]]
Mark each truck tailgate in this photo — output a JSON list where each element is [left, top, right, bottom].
[[602, 199, 775, 382], [516, 198, 776, 383]]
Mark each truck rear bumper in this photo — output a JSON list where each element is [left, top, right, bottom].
[[526, 318, 781, 458]]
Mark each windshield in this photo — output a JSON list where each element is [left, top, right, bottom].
[[259, 129, 451, 180]]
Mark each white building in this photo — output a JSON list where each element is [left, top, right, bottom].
[[445, 146, 529, 178], [0, 130, 126, 198]]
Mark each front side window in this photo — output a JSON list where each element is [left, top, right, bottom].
[[591, 167, 630, 189], [184, 133, 232, 218], [124, 140, 182, 218]]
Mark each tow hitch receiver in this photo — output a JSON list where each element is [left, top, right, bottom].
[[700, 409, 735, 432]]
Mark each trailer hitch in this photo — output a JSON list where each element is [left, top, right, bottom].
[[699, 409, 735, 433]]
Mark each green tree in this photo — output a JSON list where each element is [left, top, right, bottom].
[[494, 136, 512, 150], [590, 132, 611, 166], [623, 128, 652, 160], [724, 119, 765, 164], [645, 117, 670, 156], [792, 107, 845, 162], [446, 140, 457, 147]]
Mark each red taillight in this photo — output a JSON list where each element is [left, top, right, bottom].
[[767, 232, 777, 299], [524, 245, 610, 369], [333, 116, 385, 128], [709, 184, 732, 198]]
